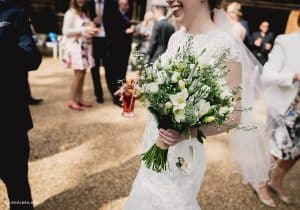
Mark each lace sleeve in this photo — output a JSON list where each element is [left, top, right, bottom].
[[221, 33, 242, 63]]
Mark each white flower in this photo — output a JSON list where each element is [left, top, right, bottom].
[[178, 80, 185, 90], [213, 68, 222, 76], [199, 85, 211, 98], [189, 64, 196, 70], [219, 107, 230, 116], [171, 72, 180, 83], [220, 87, 232, 100], [145, 82, 159, 93], [196, 99, 211, 117], [217, 78, 227, 86], [169, 89, 189, 109], [174, 109, 185, 122], [157, 71, 168, 84], [160, 55, 169, 67]]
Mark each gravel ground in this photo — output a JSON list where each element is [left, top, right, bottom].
[[0, 58, 299, 210]]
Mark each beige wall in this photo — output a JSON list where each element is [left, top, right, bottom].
[[285, 10, 300, 34]]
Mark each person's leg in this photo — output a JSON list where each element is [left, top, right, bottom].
[[77, 70, 92, 107], [91, 37, 104, 103], [25, 71, 43, 105], [105, 42, 121, 104], [1, 132, 34, 210], [255, 183, 276, 208], [268, 157, 299, 200], [68, 70, 82, 110]]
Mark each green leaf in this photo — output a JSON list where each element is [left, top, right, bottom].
[[196, 130, 206, 144]]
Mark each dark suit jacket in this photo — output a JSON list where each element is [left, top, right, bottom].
[[103, 0, 132, 46], [250, 31, 274, 64], [148, 19, 175, 63], [0, 1, 42, 133], [250, 31, 274, 53], [87, 0, 97, 21]]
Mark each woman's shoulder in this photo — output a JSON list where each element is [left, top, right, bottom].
[[169, 30, 185, 43], [64, 9, 78, 18], [211, 30, 237, 48], [208, 30, 242, 62]]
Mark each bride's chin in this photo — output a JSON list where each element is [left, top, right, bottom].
[[173, 14, 184, 24]]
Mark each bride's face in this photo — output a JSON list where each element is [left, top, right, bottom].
[[166, 0, 203, 26]]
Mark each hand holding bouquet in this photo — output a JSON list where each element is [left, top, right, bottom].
[[136, 37, 240, 172]]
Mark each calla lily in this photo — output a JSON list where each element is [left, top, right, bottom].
[[174, 109, 185, 122], [169, 89, 189, 110]]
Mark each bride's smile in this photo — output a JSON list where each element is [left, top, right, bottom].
[[168, 1, 183, 18]]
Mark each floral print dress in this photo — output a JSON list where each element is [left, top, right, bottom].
[[271, 91, 300, 160]]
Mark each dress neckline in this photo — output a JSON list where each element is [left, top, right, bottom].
[[182, 28, 221, 38]]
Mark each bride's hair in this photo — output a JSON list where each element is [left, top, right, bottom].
[[208, 0, 223, 20], [298, 13, 300, 27], [208, 0, 223, 10]]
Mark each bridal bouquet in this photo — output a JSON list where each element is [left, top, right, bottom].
[[135, 37, 240, 172]]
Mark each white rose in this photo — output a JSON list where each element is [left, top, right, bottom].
[[219, 107, 229, 116], [197, 99, 211, 117], [157, 71, 168, 84], [146, 82, 159, 93], [217, 78, 227, 86], [171, 72, 180, 83], [220, 87, 232, 100]]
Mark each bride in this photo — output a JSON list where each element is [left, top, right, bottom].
[[123, 0, 275, 209]]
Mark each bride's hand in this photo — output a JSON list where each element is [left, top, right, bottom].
[[159, 129, 183, 146]]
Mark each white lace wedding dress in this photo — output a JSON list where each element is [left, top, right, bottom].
[[124, 29, 241, 210]]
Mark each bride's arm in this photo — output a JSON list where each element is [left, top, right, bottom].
[[200, 62, 242, 136]]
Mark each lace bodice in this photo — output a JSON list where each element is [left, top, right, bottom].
[[124, 29, 243, 210], [161, 29, 241, 65]]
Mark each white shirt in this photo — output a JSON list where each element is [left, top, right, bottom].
[[157, 16, 166, 22], [262, 31, 300, 115], [94, 0, 105, 37]]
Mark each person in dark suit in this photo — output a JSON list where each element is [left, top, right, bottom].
[[250, 21, 274, 65], [0, 0, 42, 209], [148, 0, 174, 64], [103, 0, 135, 106], [88, 0, 108, 103]]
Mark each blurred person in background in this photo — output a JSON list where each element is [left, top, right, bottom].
[[103, 0, 135, 107], [250, 21, 274, 65], [261, 14, 300, 207], [0, 0, 42, 209], [18, 0, 43, 105], [61, 0, 98, 111], [148, 0, 174, 64], [135, 11, 154, 56], [27, 17, 43, 105], [226, 1, 246, 41], [88, 0, 108, 104]]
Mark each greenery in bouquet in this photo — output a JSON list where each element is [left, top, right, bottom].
[[134, 37, 240, 172]]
